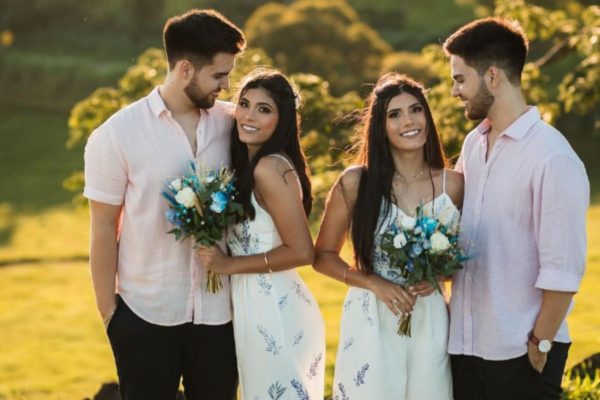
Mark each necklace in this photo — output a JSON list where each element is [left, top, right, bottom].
[[393, 169, 425, 182]]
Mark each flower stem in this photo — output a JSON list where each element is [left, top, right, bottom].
[[206, 271, 223, 293], [397, 314, 412, 337]]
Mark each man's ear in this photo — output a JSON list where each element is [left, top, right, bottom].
[[486, 66, 502, 90], [175, 59, 195, 82]]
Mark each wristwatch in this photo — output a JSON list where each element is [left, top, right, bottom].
[[529, 332, 552, 353]]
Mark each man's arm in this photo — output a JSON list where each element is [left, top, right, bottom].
[[529, 154, 590, 371], [89, 200, 122, 328]]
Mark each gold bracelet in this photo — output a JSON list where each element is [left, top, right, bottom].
[[263, 252, 273, 273], [343, 266, 352, 286]]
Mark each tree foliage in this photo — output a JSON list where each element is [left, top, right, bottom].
[[244, 0, 391, 95]]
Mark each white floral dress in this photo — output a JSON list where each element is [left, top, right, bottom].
[[227, 155, 325, 400], [333, 171, 459, 400]]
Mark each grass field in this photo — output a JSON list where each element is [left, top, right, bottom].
[[0, 206, 598, 399]]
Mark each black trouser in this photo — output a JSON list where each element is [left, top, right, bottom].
[[107, 297, 238, 400], [451, 342, 570, 400]]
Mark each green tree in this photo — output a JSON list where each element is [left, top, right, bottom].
[[244, 0, 392, 95], [381, 51, 439, 87], [292, 73, 364, 216]]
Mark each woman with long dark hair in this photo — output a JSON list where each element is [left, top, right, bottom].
[[198, 68, 324, 399], [314, 73, 463, 399]]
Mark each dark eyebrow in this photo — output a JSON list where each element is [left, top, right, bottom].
[[387, 102, 421, 114], [239, 97, 275, 109], [452, 74, 464, 80]]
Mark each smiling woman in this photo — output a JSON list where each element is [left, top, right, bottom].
[[313, 72, 464, 400], [196, 68, 325, 399]]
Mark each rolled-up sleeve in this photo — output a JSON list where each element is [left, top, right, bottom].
[[83, 126, 127, 205], [534, 154, 589, 292]]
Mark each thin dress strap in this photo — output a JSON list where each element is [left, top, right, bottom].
[[266, 154, 303, 198], [442, 169, 447, 194]]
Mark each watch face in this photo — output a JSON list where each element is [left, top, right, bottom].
[[538, 340, 552, 353]]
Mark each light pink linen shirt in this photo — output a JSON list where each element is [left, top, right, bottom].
[[449, 106, 589, 360], [84, 87, 234, 326]]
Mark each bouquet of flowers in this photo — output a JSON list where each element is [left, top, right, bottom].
[[161, 162, 244, 293], [380, 206, 467, 336]]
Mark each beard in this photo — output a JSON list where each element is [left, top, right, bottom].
[[184, 81, 217, 109], [464, 80, 494, 120]]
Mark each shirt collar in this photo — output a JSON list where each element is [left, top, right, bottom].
[[475, 106, 540, 141], [148, 87, 168, 117], [475, 118, 492, 136]]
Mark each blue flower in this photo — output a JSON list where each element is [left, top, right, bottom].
[[166, 209, 181, 226], [412, 243, 423, 256], [418, 216, 439, 236], [210, 191, 229, 213], [406, 260, 414, 272]]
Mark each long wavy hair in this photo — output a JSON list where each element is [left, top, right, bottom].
[[230, 68, 312, 219], [351, 73, 447, 273]]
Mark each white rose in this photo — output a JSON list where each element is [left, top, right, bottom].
[[174, 186, 196, 208], [399, 216, 416, 231], [430, 232, 451, 253], [170, 178, 182, 191], [393, 232, 408, 249]]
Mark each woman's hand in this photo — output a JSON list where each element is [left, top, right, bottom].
[[367, 275, 415, 316], [197, 245, 232, 274], [409, 280, 438, 297]]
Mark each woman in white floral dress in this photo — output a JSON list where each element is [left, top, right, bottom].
[[198, 69, 324, 400], [314, 73, 463, 399]]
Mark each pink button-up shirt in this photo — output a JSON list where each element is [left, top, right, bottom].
[[84, 87, 234, 326], [449, 106, 589, 360]]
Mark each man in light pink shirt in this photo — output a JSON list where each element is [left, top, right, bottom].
[[84, 10, 245, 400], [444, 18, 589, 400]]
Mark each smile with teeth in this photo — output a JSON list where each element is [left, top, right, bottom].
[[241, 124, 259, 133], [400, 129, 420, 138]]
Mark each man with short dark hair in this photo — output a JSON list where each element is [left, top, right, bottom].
[[84, 9, 245, 399], [444, 17, 589, 400]]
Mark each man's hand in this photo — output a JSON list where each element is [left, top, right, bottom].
[[102, 308, 116, 330], [100, 300, 117, 330], [527, 341, 548, 373]]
